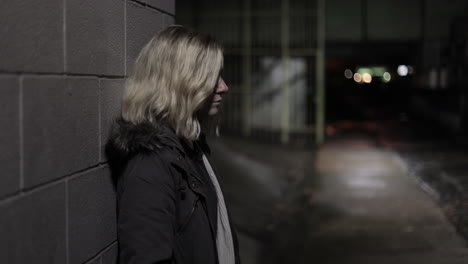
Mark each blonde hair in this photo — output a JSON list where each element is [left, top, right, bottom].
[[122, 25, 223, 140]]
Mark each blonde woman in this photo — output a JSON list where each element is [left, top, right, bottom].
[[107, 26, 240, 264]]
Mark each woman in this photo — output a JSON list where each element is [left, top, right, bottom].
[[107, 26, 240, 264]]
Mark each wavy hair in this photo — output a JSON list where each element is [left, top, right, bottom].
[[122, 25, 223, 140]]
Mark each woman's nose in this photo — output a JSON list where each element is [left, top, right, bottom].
[[217, 77, 229, 93]]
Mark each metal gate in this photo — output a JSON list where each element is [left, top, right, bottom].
[[177, 0, 325, 145]]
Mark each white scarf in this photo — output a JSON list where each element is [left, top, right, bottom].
[[202, 154, 235, 264]]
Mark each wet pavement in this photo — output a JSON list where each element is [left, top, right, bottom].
[[307, 139, 468, 263], [394, 141, 468, 243], [210, 134, 468, 264]]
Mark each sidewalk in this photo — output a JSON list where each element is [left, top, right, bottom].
[[303, 138, 468, 263], [210, 136, 468, 264], [396, 140, 468, 242]]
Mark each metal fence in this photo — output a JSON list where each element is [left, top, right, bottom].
[[177, 0, 325, 145]]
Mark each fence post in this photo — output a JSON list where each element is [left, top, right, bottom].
[[315, 0, 326, 145], [242, 0, 252, 137], [281, 0, 290, 144]]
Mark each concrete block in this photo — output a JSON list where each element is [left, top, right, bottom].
[[68, 167, 117, 264], [146, 0, 175, 15], [100, 79, 125, 161], [0, 0, 63, 72], [66, 0, 125, 75], [126, 2, 165, 76], [0, 76, 19, 197], [101, 243, 118, 264], [0, 182, 66, 264], [164, 13, 175, 27], [23, 77, 99, 188]]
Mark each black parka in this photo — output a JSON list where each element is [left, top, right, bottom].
[[106, 119, 240, 264]]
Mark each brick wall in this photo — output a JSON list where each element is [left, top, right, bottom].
[[0, 1, 174, 263]]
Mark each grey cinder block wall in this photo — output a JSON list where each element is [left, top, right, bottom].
[[0, 0, 174, 263]]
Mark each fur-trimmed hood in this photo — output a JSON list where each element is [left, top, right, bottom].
[[106, 118, 181, 162], [105, 118, 211, 183]]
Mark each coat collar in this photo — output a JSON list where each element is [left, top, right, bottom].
[[106, 117, 211, 160], [180, 134, 211, 162], [106, 118, 184, 159], [106, 117, 212, 198]]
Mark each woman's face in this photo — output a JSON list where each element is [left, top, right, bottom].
[[206, 76, 229, 116]]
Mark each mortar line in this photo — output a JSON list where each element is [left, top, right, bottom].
[[0, 163, 108, 205], [63, 0, 67, 73], [0, 71, 126, 79], [124, 0, 127, 77], [98, 79, 102, 162], [19, 76, 24, 190], [128, 0, 175, 17], [65, 179, 69, 264], [0, 178, 65, 206], [84, 240, 118, 264]]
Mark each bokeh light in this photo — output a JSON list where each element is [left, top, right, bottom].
[[353, 73, 362, 83], [397, 65, 409, 76], [344, 69, 353, 79], [383, 72, 391, 82], [362, 73, 372, 83]]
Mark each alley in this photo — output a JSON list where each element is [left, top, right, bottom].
[[212, 137, 468, 264], [305, 138, 468, 263]]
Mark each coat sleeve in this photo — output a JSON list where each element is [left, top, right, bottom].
[[117, 154, 177, 264]]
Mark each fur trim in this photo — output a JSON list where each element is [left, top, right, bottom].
[[106, 118, 178, 160]]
